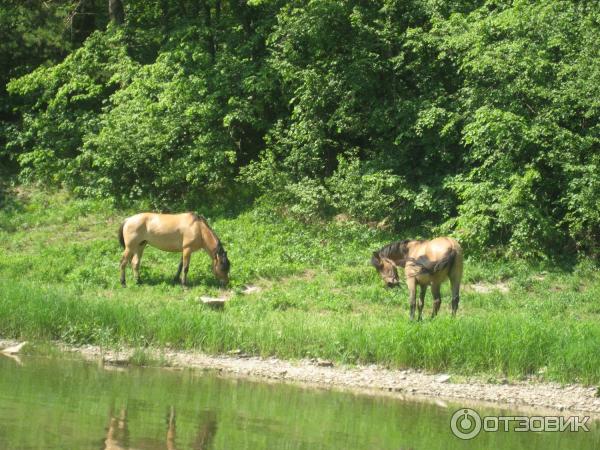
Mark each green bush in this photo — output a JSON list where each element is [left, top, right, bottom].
[[7, 29, 136, 185], [3, 0, 600, 258]]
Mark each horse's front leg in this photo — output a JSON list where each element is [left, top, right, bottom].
[[407, 278, 417, 321], [173, 257, 183, 284], [181, 248, 192, 287]]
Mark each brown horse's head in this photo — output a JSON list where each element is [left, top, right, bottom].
[[212, 242, 230, 286], [371, 252, 400, 287], [371, 240, 411, 287]]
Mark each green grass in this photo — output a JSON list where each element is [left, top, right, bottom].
[[1, 187, 600, 383]]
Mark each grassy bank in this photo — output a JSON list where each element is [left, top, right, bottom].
[[1, 188, 599, 383]]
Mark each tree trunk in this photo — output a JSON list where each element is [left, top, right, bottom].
[[202, 0, 216, 60], [109, 0, 124, 25]]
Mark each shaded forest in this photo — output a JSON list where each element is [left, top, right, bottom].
[[1, 0, 599, 259]]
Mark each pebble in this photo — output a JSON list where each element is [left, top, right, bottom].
[[316, 359, 334, 367]]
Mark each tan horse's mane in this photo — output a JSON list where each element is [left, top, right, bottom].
[[190, 212, 230, 270], [190, 212, 208, 224]]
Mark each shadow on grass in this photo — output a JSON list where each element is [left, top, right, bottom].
[[134, 272, 224, 289]]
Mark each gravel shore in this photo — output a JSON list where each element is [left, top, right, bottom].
[[3, 339, 599, 416]]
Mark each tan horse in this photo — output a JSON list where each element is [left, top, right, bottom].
[[371, 237, 463, 320], [118, 212, 230, 287]]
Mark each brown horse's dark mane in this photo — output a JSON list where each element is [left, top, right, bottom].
[[376, 239, 412, 259]]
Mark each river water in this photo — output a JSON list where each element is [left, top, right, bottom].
[[0, 355, 598, 449]]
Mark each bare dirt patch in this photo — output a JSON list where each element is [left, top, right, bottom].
[[466, 281, 510, 294]]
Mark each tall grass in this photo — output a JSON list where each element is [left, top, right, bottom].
[[2, 278, 600, 383], [1, 188, 599, 383]]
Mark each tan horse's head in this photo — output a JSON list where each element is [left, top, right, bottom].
[[212, 243, 230, 286], [371, 252, 400, 287]]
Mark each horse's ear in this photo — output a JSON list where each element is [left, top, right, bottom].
[[371, 252, 382, 268]]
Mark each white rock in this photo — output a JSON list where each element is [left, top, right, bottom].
[[242, 285, 261, 294], [1, 341, 28, 355], [199, 296, 227, 308], [435, 374, 451, 383]]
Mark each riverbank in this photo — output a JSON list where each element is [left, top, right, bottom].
[[2, 188, 600, 386], [3, 339, 599, 416]]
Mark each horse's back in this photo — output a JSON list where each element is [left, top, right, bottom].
[[409, 237, 461, 259], [427, 237, 462, 258], [123, 212, 197, 251]]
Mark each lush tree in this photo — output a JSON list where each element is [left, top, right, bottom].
[[3, 0, 599, 258]]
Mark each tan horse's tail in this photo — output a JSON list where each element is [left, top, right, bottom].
[[118, 221, 125, 248]]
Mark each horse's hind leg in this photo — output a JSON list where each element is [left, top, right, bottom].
[[407, 277, 417, 321], [450, 276, 461, 316], [120, 248, 133, 287], [181, 247, 192, 287], [418, 284, 427, 321], [431, 282, 442, 318], [131, 242, 146, 285], [450, 256, 463, 316]]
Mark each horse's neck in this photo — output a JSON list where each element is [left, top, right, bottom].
[[198, 222, 219, 256]]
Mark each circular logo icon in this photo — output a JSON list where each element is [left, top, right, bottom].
[[450, 408, 482, 440]]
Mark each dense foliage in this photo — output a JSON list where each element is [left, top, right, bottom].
[[2, 0, 599, 258]]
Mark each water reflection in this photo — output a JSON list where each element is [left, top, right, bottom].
[[104, 407, 130, 450], [0, 356, 598, 450], [103, 406, 217, 450], [192, 411, 218, 450]]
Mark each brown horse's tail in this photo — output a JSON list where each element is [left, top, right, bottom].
[[431, 249, 457, 274], [118, 221, 126, 248], [409, 249, 457, 275]]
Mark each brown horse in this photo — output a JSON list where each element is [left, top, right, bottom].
[[371, 237, 463, 320], [118, 212, 230, 287]]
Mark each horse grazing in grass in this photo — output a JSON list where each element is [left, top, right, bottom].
[[118, 212, 230, 287], [371, 237, 463, 320]]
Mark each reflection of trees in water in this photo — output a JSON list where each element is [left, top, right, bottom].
[[192, 411, 218, 450], [103, 405, 217, 450]]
